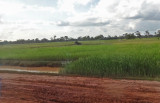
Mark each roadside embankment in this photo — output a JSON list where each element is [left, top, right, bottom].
[[0, 60, 69, 67]]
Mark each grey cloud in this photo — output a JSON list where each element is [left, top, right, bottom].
[[57, 17, 110, 27], [126, 2, 160, 21], [72, 21, 109, 27], [74, 17, 110, 27], [86, 17, 98, 21], [100, 27, 107, 32], [134, 20, 160, 31], [128, 10, 160, 21]]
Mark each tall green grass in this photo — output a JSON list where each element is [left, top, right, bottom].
[[62, 55, 160, 77]]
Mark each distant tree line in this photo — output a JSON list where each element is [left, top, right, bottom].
[[1, 30, 160, 45]]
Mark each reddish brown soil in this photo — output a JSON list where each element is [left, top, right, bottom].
[[0, 73, 160, 103]]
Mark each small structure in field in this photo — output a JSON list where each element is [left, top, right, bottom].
[[74, 41, 82, 45]]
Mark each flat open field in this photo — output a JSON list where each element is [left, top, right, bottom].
[[1, 38, 160, 78], [0, 73, 160, 103], [0, 38, 160, 102], [0, 38, 160, 61]]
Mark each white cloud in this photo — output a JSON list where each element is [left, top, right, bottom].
[[0, 1, 55, 16], [57, 0, 91, 13], [23, 5, 55, 13], [0, 0, 160, 41], [0, 1, 23, 15]]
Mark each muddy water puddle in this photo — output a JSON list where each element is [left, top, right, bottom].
[[0, 66, 60, 74]]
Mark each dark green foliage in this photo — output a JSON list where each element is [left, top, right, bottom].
[[123, 33, 136, 39]]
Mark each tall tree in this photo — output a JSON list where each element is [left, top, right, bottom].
[[135, 31, 141, 38], [94, 34, 104, 40], [145, 30, 150, 36], [156, 30, 160, 39], [64, 36, 69, 41], [54, 35, 56, 40]]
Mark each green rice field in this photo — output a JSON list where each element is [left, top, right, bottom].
[[1, 38, 160, 78]]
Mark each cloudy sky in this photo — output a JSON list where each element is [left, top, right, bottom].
[[0, 0, 160, 41]]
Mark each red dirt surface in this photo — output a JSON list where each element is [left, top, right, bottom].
[[0, 73, 160, 103]]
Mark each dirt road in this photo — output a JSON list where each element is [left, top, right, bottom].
[[0, 73, 160, 103]]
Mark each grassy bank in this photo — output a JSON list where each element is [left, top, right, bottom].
[[61, 56, 160, 78], [0, 60, 64, 67]]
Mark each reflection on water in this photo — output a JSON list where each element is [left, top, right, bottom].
[[0, 68, 59, 74]]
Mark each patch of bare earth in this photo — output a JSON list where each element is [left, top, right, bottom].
[[0, 73, 160, 103]]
